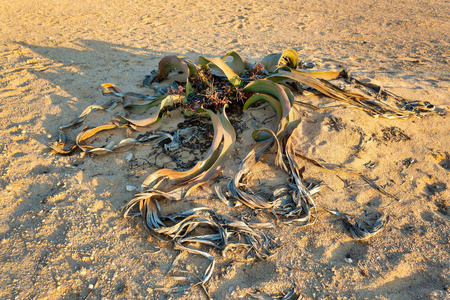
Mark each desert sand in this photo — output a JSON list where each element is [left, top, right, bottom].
[[1, 0, 449, 299]]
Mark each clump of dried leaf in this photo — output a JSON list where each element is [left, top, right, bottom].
[[123, 197, 275, 297]]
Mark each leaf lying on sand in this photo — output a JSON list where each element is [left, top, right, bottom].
[[225, 133, 320, 228], [52, 91, 183, 155], [123, 197, 274, 289], [283, 124, 318, 227], [75, 123, 132, 154], [137, 105, 235, 201], [227, 143, 275, 210], [102, 83, 181, 114], [268, 69, 366, 103], [49, 130, 77, 154], [101, 83, 133, 107], [248, 288, 297, 300], [269, 68, 432, 119], [325, 208, 388, 239], [111, 94, 182, 131], [59, 105, 108, 129], [252, 128, 287, 171]]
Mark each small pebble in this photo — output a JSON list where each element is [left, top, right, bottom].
[[89, 284, 94, 289], [126, 185, 138, 191]]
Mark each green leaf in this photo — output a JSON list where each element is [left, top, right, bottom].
[[243, 80, 292, 120], [279, 48, 299, 69], [261, 53, 281, 73], [243, 93, 283, 125], [222, 51, 246, 75], [185, 80, 193, 96], [198, 56, 242, 86], [261, 49, 299, 72], [243, 80, 297, 138], [279, 83, 295, 107]]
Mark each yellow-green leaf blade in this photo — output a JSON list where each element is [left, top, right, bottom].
[[198, 56, 242, 86], [222, 51, 246, 75], [243, 93, 283, 125], [243, 80, 292, 119]]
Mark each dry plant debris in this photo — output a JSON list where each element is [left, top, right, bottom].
[[49, 48, 439, 295]]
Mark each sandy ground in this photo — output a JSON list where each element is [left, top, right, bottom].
[[1, 0, 450, 299]]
